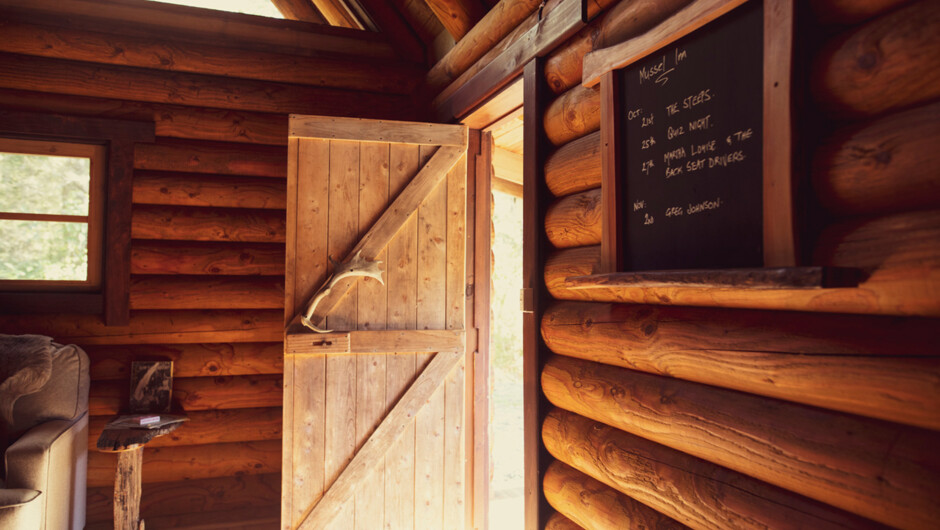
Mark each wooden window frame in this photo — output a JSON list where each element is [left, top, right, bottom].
[[0, 138, 107, 292], [0, 111, 154, 325]]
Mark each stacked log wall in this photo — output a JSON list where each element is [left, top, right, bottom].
[[0, 3, 418, 527], [535, 0, 940, 528]]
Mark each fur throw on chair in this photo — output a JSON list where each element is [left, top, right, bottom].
[[0, 334, 54, 426]]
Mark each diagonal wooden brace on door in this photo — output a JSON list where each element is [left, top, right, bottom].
[[296, 144, 466, 331], [291, 349, 463, 530]]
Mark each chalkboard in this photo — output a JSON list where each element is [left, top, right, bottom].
[[620, 1, 764, 271]]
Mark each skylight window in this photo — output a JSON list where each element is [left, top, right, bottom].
[[149, 0, 285, 19]]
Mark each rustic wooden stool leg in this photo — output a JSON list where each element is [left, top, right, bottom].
[[113, 447, 143, 530]]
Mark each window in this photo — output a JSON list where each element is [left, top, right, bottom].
[[0, 110, 153, 324], [0, 138, 106, 291]]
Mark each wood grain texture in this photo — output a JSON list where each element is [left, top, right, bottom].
[[135, 139, 286, 178], [296, 351, 463, 529], [581, 0, 748, 86], [89, 440, 282, 488], [425, 0, 484, 41], [544, 0, 694, 94], [812, 101, 940, 217], [90, 374, 282, 415], [543, 132, 601, 197], [545, 512, 584, 530], [0, 0, 396, 60], [290, 116, 468, 147], [86, 342, 282, 380], [545, 209, 940, 316], [91, 408, 281, 449], [544, 460, 688, 530], [542, 356, 940, 528], [541, 301, 940, 429], [545, 188, 603, 248], [270, 0, 327, 23], [113, 447, 143, 530], [86, 473, 281, 525], [133, 172, 286, 210], [426, 0, 541, 91], [0, 310, 283, 345], [0, 52, 412, 119], [0, 19, 419, 94], [132, 205, 286, 243], [0, 87, 289, 146], [811, 0, 940, 119], [543, 408, 885, 530], [131, 241, 285, 276], [544, 84, 601, 146], [129, 275, 283, 310]]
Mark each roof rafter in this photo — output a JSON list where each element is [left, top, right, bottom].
[[425, 0, 485, 41], [270, 0, 327, 24]]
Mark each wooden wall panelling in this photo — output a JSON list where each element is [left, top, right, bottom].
[[88, 440, 283, 488], [90, 374, 283, 415], [0, 88, 289, 146], [0, 19, 419, 94], [544, 460, 689, 530], [129, 276, 283, 310], [0, 0, 397, 59], [811, 0, 940, 120], [131, 205, 286, 244], [132, 172, 286, 210], [543, 409, 886, 529], [354, 141, 390, 530], [85, 342, 283, 380], [323, 139, 360, 529], [0, 310, 283, 345], [415, 143, 446, 527], [542, 355, 940, 528], [384, 142, 420, 530], [540, 301, 940, 430], [131, 241, 285, 276], [543, 131, 601, 197], [135, 139, 287, 178], [86, 473, 282, 525], [89, 407, 282, 449], [0, 52, 412, 119]]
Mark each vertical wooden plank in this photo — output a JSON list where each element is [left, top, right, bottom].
[[324, 139, 359, 530], [416, 143, 446, 528], [472, 132, 494, 530], [282, 136, 299, 529], [355, 141, 390, 530], [462, 130, 479, 530], [600, 70, 622, 274], [445, 143, 469, 530], [295, 139, 331, 322], [385, 143, 420, 530], [523, 57, 553, 530], [292, 355, 326, 526], [113, 447, 143, 529], [290, 138, 331, 528], [285, 137, 300, 324], [763, 0, 797, 267]]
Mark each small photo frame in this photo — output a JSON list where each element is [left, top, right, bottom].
[[129, 360, 173, 413]]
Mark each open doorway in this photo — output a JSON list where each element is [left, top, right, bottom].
[[474, 109, 525, 529]]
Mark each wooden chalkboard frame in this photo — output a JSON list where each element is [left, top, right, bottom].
[[584, 0, 796, 274]]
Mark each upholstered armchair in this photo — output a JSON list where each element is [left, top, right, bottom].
[[0, 335, 89, 530]]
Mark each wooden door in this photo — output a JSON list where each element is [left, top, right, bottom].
[[281, 116, 470, 530]]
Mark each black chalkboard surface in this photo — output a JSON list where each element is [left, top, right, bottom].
[[620, 1, 764, 271]]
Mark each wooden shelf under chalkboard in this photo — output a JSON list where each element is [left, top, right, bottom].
[[565, 267, 862, 290]]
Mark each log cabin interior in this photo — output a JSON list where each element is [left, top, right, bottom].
[[0, 0, 937, 528]]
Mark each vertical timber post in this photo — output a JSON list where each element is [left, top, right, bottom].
[[522, 57, 552, 530]]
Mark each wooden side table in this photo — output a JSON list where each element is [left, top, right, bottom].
[[97, 417, 187, 530]]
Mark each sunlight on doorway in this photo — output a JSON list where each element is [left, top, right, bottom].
[[489, 190, 524, 529]]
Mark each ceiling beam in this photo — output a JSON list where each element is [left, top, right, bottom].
[[425, 0, 485, 41], [312, 0, 365, 29], [270, 0, 327, 24]]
